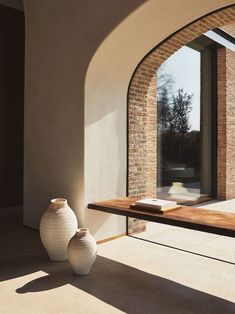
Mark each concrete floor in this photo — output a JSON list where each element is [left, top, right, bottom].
[[137, 222, 235, 263], [0, 207, 235, 314], [197, 198, 235, 214]]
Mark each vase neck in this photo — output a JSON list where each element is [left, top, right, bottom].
[[76, 228, 88, 238], [50, 198, 68, 209]]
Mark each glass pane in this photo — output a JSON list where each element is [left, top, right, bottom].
[[157, 46, 211, 204]]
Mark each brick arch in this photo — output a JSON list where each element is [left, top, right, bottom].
[[128, 5, 235, 198]]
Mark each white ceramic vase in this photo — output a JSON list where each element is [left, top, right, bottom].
[[68, 228, 97, 275], [40, 198, 78, 261], [168, 182, 188, 195]]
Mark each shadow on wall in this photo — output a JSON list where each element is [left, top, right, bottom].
[[23, 0, 146, 229], [84, 1, 150, 233]]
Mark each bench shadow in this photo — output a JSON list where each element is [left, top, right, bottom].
[[1, 208, 235, 314], [16, 255, 235, 314]]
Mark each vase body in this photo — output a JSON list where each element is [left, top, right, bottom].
[[68, 228, 97, 275], [40, 198, 78, 261]]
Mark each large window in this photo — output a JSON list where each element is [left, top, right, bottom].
[[157, 41, 216, 203]]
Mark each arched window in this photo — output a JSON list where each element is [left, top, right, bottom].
[[127, 6, 235, 234]]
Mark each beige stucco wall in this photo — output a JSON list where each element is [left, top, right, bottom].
[[23, 0, 145, 230], [23, 0, 234, 240]]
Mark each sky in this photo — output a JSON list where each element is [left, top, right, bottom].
[[157, 46, 201, 131]]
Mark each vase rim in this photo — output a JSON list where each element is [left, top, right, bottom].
[[50, 198, 68, 209], [51, 198, 67, 204], [76, 228, 88, 235]]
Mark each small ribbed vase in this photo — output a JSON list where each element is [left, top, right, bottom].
[[40, 198, 78, 261], [68, 228, 97, 275]]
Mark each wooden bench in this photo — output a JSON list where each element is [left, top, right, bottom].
[[88, 197, 235, 238]]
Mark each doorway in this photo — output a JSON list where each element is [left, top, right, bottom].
[[0, 4, 24, 210]]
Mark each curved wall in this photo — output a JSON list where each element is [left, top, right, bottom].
[[23, 0, 234, 240]]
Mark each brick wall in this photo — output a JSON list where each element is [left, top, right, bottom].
[[128, 6, 235, 199], [220, 22, 235, 37], [217, 48, 227, 199], [217, 47, 235, 200], [128, 6, 235, 232]]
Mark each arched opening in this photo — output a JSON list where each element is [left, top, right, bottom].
[[85, 1, 235, 240], [128, 5, 235, 233]]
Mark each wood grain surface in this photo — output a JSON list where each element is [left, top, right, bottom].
[[88, 197, 235, 237]]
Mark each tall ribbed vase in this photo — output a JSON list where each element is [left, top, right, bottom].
[[40, 198, 78, 261], [68, 228, 97, 275]]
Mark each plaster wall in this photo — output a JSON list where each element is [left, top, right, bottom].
[[23, 0, 145, 230], [23, 0, 234, 240]]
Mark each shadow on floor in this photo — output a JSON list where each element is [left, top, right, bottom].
[[15, 255, 235, 314], [1, 207, 235, 314], [0, 207, 49, 281]]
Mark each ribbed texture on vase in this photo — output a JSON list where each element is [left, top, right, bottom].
[[40, 199, 78, 261], [68, 228, 97, 275]]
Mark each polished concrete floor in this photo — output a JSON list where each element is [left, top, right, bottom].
[[0, 207, 235, 314], [137, 221, 235, 263], [197, 198, 235, 214]]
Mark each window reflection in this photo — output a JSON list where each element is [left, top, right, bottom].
[[157, 45, 212, 204]]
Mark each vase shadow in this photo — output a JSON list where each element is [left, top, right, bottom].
[[16, 255, 235, 314]]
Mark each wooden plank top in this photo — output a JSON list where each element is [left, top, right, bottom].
[[88, 197, 235, 237]]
